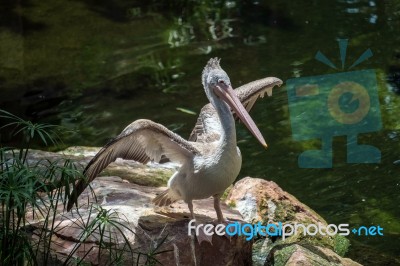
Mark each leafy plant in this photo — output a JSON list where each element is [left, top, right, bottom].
[[63, 204, 135, 265], [1, 109, 172, 265], [0, 109, 61, 162], [0, 109, 82, 265]]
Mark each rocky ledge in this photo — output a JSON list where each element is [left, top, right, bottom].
[[24, 146, 362, 266]]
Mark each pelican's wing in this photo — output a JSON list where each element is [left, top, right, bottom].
[[67, 119, 199, 211], [188, 77, 282, 142], [189, 104, 221, 143], [234, 77, 283, 116]]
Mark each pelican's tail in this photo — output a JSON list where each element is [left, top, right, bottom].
[[152, 189, 179, 206]]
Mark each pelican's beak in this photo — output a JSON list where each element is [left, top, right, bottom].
[[214, 83, 268, 148]]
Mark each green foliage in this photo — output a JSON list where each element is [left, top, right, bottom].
[[0, 109, 171, 265], [0, 109, 80, 265], [333, 234, 350, 257], [63, 205, 135, 265], [0, 110, 59, 142]]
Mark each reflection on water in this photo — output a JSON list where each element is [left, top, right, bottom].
[[1, 0, 400, 264]]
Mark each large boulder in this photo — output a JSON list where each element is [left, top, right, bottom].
[[25, 147, 251, 266], [226, 177, 360, 266], [22, 147, 363, 266], [60, 146, 175, 187], [264, 244, 361, 266]]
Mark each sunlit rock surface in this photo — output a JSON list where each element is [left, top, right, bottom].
[[26, 147, 251, 265], [60, 146, 176, 187], [264, 244, 362, 266], [226, 177, 361, 266], [44, 176, 250, 265]]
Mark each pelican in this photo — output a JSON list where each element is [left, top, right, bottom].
[[67, 58, 282, 243]]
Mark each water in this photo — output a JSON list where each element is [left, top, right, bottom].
[[1, 1, 399, 264]]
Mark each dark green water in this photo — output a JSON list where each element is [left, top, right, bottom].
[[1, 1, 399, 264]]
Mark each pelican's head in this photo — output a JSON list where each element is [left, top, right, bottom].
[[201, 58, 268, 148]]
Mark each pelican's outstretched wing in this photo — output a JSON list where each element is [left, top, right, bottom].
[[235, 77, 283, 115], [189, 77, 283, 143], [67, 119, 199, 211]]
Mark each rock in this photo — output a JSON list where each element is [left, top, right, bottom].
[[22, 148, 362, 266], [226, 177, 326, 225], [59, 146, 176, 186], [226, 177, 359, 266], [8, 146, 174, 187], [264, 244, 362, 266], [25, 147, 251, 266], [30, 176, 250, 265], [58, 146, 102, 157]]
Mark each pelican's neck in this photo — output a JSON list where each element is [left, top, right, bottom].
[[212, 97, 237, 147]]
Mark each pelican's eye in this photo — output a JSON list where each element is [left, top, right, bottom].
[[217, 79, 229, 91]]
